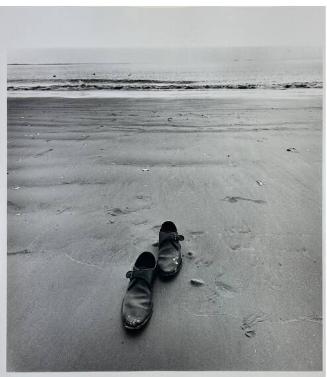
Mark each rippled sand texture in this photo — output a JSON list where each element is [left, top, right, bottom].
[[7, 91, 322, 371]]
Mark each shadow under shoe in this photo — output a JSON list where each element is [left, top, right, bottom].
[[157, 221, 184, 279], [121, 251, 157, 331]]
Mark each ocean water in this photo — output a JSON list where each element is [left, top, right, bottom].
[[7, 47, 323, 97]]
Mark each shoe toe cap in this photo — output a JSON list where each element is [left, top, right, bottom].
[[123, 314, 146, 329], [158, 257, 181, 275]]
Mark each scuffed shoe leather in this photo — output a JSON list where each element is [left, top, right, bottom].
[[158, 221, 184, 277], [121, 251, 157, 330]]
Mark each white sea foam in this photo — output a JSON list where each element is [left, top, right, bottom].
[[7, 47, 323, 98]]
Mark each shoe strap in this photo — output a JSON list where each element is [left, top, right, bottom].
[[159, 232, 184, 246], [174, 234, 184, 241], [126, 269, 154, 287]]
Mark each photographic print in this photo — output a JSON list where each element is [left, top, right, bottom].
[[5, 6, 324, 372]]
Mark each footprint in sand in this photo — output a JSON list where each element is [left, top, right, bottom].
[[214, 278, 237, 298], [105, 207, 130, 216], [183, 231, 213, 268], [132, 219, 148, 226], [186, 275, 237, 315], [226, 226, 252, 237], [189, 230, 206, 236], [56, 207, 72, 215], [225, 226, 255, 252], [136, 194, 151, 201], [263, 267, 283, 291], [184, 286, 221, 315], [104, 195, 153, 249], [8, 200, 22, 213], [104, 200, 151, 217], [182, 247, 213, 269], [241, 311, 268, 338], [34, 148, 53, 157], [204, 274, 237, 302], [223, 196, 266, 204], [194, 257, 214, 267]]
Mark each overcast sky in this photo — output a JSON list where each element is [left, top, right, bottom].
[[1, 7, 324, 47], [1, 7, 324, 62]]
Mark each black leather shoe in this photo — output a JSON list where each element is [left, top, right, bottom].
[[121, 251, 157, 330], [158, 221, 184, 278]]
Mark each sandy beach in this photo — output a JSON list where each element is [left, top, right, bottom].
[[7, 90, 322, 371]]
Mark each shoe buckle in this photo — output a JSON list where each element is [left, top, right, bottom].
[[173, 234, 184, 241]]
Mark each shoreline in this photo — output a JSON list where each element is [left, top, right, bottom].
[[6, 87, 323, 99]]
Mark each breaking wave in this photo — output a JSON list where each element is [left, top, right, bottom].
[[7, 78, 323, 92]]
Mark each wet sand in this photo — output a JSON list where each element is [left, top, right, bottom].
[[7, 90, 322, 371]]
